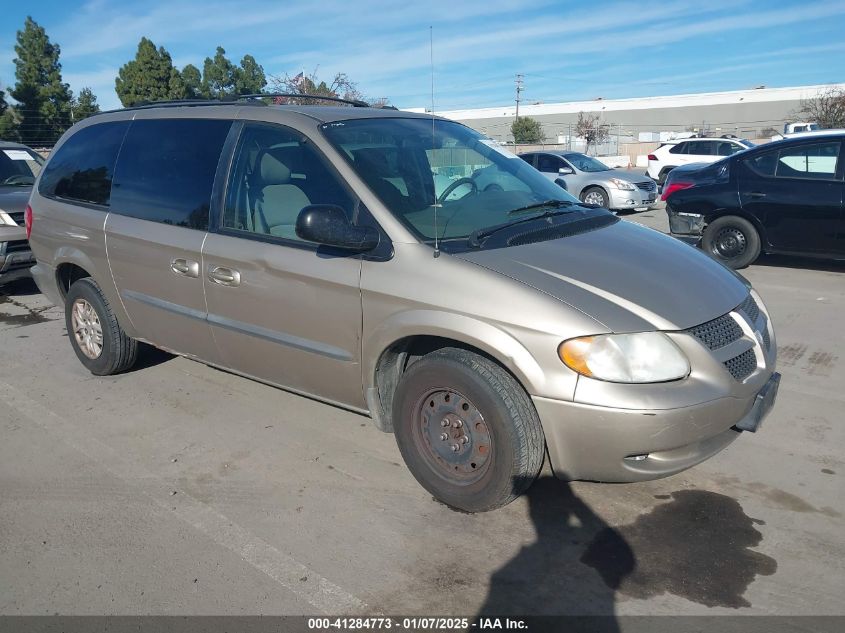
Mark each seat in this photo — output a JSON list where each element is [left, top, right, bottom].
[[253, 152, 311, 240]]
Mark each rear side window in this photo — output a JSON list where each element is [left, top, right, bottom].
[[776, 142, 840, 179], [111, 118, 232, 230], [668, 142, 687, 154], [38, 121, 129, 206]]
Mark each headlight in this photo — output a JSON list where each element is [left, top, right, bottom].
[[558, 332, 690, 383], [609, 177, 635, 191]]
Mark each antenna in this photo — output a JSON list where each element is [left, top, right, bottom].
[[430, 25, 440, 258]]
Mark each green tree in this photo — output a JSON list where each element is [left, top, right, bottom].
[[234, 54, 266, 95], [181, 64, 203, 98], [10, 17, 73, 146], [115, 37, 187, 106], [71, 87, 100, 121], [511, 116, 543, 144], [0, 84, 19, 140], [201, 47, 237, 99]]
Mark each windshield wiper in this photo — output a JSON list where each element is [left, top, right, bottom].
[[507, 199, 574, 215], [468, 207, 575, 248]]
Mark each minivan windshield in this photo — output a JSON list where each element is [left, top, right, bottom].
[[0, 147, 44, 186], [321, 118, 582, 246]]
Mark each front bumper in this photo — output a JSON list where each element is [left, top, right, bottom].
[[534, 370, 779, 482], [0, 226, 34, 284], [608, 187, 657, 211]]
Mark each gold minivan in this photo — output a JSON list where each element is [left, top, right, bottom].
[[27, 98, 779, 511]]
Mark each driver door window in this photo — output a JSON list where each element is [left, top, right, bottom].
[[223, 123, 354, 243], [537, 155, 560, 173]]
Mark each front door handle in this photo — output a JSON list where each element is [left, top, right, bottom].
[[170, 258, 199, 278], [208, 266, 241, 287], [748, 191, 767, 198]]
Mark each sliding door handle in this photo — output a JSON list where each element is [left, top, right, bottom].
[[208, 266, 241, 287], [170, 258, 199, 278]]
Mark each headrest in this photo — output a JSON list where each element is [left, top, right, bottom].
[[353, 148, 395, 178], [259, 152, 292, 184]]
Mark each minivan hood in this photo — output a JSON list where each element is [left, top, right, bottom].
[[0, 187, 32, 215], [455, 220, 748, 333]]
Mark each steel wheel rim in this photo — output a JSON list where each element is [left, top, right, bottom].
[[584, 191, 604, 205], [713, 226, 747, 258], [413, 388, 492, 485], [71, 298, 103, 360]]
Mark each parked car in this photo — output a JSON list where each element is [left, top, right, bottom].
[[663, 132, 844, 268], [28, 101, 779, 512], [647, 137, 755, 185], [520, 151, 657, 211], [0, 141, 43, 286]]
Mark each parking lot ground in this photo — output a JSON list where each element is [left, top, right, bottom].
[[1, 211, 844, 619]]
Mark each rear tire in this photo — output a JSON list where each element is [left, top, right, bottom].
[[392, 347, 545, 512], [65, 278, 138, 375], [702, 215, 761, 269]]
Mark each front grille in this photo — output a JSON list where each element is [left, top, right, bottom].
[[686, 313, 743, 350], [8, 211, 25, 226], [635, 180, 657, 192], [738, 294, 760, 323], [685, 294, 768, 381], [724, 349, 757, 381], [4, 240, 30, 253]]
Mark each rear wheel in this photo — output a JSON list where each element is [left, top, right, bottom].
[[702, 215, 761, 269], [392, 348, 545, 512], [581, 186, 609, 208], [65, 278, 138, 375]]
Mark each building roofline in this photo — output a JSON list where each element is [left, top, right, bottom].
[[423, 83, 845, 121]]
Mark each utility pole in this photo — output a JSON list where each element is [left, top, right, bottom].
[[515, 74, 524, 119]]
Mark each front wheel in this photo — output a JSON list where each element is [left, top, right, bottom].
[[581, 186, 609, 208], [701, 215, 761, 269], [392, 348, 545, 512]]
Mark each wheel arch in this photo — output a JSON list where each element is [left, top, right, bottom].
[[364, 312, 546, 433]]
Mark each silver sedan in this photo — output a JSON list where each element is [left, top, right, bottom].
[[521, 150, 658, 211]]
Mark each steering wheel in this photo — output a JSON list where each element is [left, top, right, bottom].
[[437, 177, 477, 204], [1, 175, 32, 186]]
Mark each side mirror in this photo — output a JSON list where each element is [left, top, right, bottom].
[[558, 166, 574, 175], [295, 204, 379, 252]]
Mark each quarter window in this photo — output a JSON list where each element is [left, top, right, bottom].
[[110, 118, 232, 230], [668, 142, 687, 154], [38, 121, 129, 206], [223, 123, 354, 242]]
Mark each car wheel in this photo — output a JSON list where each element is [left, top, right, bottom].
[[581, 186, 609, 208], [702, 216, 761, 269], [392, 347, 545, 512], [65, 278, 138, 375]]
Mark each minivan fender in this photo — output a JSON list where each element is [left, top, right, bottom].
[[364, 309, 547, 402]]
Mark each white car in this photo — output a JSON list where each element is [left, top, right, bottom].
[[647, 137, 754, 185]]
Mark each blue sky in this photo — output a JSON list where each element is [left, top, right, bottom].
[[1, 0, 844, 111]]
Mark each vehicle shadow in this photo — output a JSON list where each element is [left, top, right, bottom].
[[472, 476, 633, 629], [753, 253, 845, 273], [0, 277, 41, 297], [131, 343, 176, 371]]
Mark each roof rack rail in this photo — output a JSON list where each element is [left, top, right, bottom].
[[238, 93, 370, 107]]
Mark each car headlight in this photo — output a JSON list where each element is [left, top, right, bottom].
[[609, 177, 636, 191], [558, 332, 690, 383]]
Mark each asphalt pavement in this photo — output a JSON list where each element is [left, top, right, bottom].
[[1, 206, 843, 619]]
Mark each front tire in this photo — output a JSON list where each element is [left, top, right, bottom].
[[392, 348, 545, 512], [702, 215, 761, 269], [65, 278, 138, 375], [581, 186, 609, 208]]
